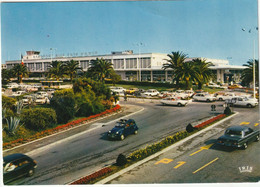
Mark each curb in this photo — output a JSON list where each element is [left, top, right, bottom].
[[95, 112, 239, 184]]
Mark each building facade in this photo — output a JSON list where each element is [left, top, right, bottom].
[[5, 50, 246, 83]]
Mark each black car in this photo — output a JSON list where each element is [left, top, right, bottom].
[[107, 119, 139, 140], [3, 153, 37, 184], [217, 126, 259, 149]]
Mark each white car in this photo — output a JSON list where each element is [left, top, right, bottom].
[[160, 97, 189, 107], [226, 97, 258, 108], [12, 91, 26, 97], [36, 91, 49, 97], [143, 89, 160, 96], [110, 87, 126, 95], [193, 93, 216, 102], [6, 83, 19, 89], [216, 92, 238, 101]]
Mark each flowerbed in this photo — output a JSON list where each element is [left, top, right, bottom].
[[3, 105, 121, 150], [194, 114, 226, 129], [70, 167, 112, 185]]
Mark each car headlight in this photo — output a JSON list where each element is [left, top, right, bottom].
[[108, 131, 111, 133], [116, 132, 119, 134]]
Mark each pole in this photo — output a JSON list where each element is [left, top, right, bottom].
[[253, 39, 256, 99]]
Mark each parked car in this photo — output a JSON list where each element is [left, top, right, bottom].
[[107, 119, 138, 140], [160, 97, 189, 107], [217, 126, 259, 149], [110, 87, 126, 96], [22, 95, 33, 105], [3, 153, 37, 184], [216, 92, 238, 101], [193, 93, 216, 102], [126, 88, 139, 95], [225, 97, 258, 108], [12, 91, 27, 97], [36, 91, 49, 97], [143, 89, 160, 96], [35, 95, 50, 104], [6, 82, 19, 89]]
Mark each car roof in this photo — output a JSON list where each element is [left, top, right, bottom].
[[3, 153, 30, 163], [226, 125, 250, 131]]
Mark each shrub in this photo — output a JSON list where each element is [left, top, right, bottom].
[[21, 108, 57, 130], [116, 154, 127, 166], [224, 107, 232, 115], [51, 89, 76, 124], [2, 96, 16, 112]]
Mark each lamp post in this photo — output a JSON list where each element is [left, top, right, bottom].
[[136, 42, 144, 81], [50, 48, 57, 63], [242, 28, 257, 99]]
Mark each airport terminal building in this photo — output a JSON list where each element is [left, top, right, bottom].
[[5, 50, 246, 83]]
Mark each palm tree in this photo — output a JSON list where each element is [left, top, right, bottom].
[[2, 69, 14, 84], [12, 64, 29, 83], [175, 61, 198, 90], [192, 58, 213, 89], [62, 60, 82, 82], [241, 59, 259, 87], [162, 51, 188, 87], [88, 58, 114, 81], [47, 61, 65, 80]]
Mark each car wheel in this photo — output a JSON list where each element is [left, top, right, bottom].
[[243, 142, 248, 149], [134, 130, 138, 135], [120, 134, 125, 140], [206, 99, 210, 102], [27, 169, 34, 177], [255, 135, 260, 142], [177, 103, 182, 107], [219, 98, 223, 101], [247, 104, 253, 108]]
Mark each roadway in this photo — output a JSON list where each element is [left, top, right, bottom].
[[106, 105, 260, 184], [5, 99, 259, 185]]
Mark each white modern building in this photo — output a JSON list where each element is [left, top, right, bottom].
[[5, 50, 246, 83]]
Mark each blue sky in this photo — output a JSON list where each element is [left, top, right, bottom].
[[1, 0, 258, 65]]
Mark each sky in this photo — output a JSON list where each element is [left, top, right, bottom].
[[1, 0, 259, 66]]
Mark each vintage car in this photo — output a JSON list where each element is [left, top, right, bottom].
[[160, 97, 189, 107], [217, 126, 259, 149], [3, 153, 37, 184], [107, 119, 138, 140], [225, 97, 258, 108], [193, 93, 216, 102], [143, 89, 160, 96]]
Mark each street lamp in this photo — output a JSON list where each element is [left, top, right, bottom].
[[135, 42, 145, 81], [50, 48, 57, 63], [242, 27, 257, 99]]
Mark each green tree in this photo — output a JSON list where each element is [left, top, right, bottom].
[[175, 61, 198, 90], [162, 51, 188, 87], [88, 58, 114, 81], [241, 60, 259, 87], [192, 58, 213, 89], [47, 61, 65, 80], [1, 69, 13, 84], [12, 64, 29, 83], [62, 60, 83, 82]]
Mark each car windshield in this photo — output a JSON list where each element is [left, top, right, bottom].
[[115, 122, 125, 128], [225, 129, 242, 137]]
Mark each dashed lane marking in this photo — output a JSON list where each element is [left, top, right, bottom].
[[240, 122, 250, 125], [193, 157, 219, 174], [254, 123, 259, 127]]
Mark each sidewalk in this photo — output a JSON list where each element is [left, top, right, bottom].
[[3, 104, 143, 157]]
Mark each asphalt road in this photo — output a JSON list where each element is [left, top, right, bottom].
[[107, 106, 260, 184], [6, 100, 258, 185]]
